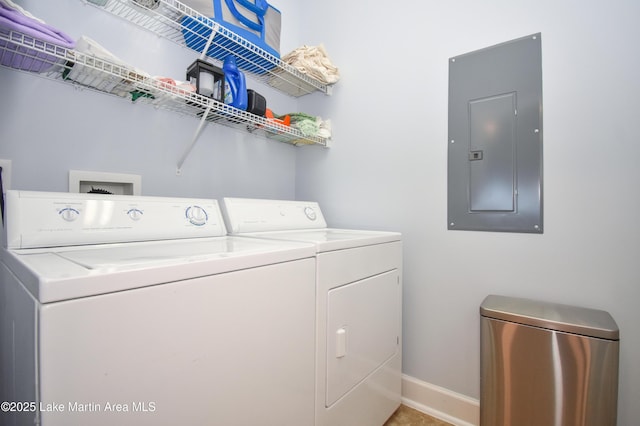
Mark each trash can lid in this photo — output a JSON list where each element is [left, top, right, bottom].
[[480, 295, 619, 340]]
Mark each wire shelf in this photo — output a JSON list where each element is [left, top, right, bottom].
[[95, 0, 331, 97], [0, 29, 328, 147]]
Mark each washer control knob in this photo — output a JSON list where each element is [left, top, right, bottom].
[[304, 206, 317, 221], [59, 207, 80, 222], [127, 208, 143, 221], [186, 205, 208, 226]]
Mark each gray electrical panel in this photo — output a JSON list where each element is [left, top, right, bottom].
[[448, 33, 543, 233]]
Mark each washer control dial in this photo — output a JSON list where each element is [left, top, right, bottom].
[[59, 207, 80, 222], [186, 205, 208, 226], [304, 206, 317, 221]]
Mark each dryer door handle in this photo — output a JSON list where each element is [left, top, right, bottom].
[[336, 327, 347, 358]]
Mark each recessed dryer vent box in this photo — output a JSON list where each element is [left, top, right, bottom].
[[69, 170, 141, 195], [448, 33, 543, 233]]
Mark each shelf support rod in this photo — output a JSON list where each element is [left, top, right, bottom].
[[199, 22, 220, 60], [176, 104, 212, 174], [176, 23, 220, 175]]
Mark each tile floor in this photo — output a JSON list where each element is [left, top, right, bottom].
[[384, 404, 453, 426]]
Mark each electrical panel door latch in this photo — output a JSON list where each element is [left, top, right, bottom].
[[469, 150, 484, 161]]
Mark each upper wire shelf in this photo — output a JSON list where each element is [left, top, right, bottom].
[[92, 0, 332, 97], [0, 29, 328, 147]]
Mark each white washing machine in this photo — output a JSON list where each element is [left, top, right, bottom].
[[0, 190, 317, 426], [221, 198, 403, 426]]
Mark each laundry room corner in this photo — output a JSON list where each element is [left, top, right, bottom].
[[294, 1, 640, 426]]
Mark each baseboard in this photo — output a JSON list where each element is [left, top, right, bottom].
[[401, 374, 479, 426]]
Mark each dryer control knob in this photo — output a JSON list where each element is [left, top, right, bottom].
[[127, 208, 143, 221], [186, 205, 208, 226]]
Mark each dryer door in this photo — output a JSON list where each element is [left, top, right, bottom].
[[325, 269, 401, 406]]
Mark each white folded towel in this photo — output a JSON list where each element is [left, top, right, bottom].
[[281, 44, 340, 85], [0, 0, 45, 23]]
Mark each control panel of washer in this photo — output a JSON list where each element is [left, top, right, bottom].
[[5, 191, 227, 249]]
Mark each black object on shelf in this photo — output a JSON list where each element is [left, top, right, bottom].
[[246, 89, 266, 117], [186, 59, 224, 102]]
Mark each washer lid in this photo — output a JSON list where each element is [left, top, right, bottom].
[[3, 236, 315, 303], [480, 295, 619, 340], [238, 228, 401, 252]]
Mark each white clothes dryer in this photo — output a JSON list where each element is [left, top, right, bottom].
[[222, 197, 403, 426], [0, 191, 317, 426]]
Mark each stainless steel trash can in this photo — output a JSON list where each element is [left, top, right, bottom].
[[480, 295, 619, 426]]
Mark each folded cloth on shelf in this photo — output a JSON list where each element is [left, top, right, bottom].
[[317, 117, 331, 139], [153, 76, 196, 95], [288, 112, 318, 137], [283, 112, 332, 140], [265, 109, 331, 144], [0, 2, 74, 72], [64, 35, 149, 97], [281, 44, 339, 85], [0, 0, 45, 24]]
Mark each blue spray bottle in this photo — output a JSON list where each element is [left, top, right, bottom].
[[223, 55, 248, 110]]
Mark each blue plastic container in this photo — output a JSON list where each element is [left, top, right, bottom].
[[223, 55, 248, 110]]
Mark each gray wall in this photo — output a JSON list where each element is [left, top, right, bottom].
[[295, 1, 640, 425]]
